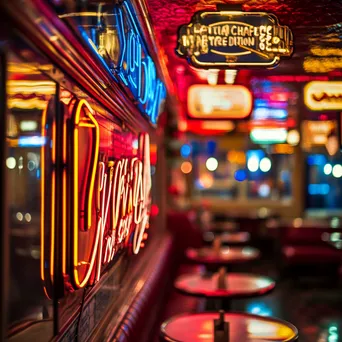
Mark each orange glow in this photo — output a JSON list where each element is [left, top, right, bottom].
[[188, 85, 252, 119], [50, 121, 56, 282], [62, 120, 67, 275], [72, 99, 100, 288], [227, 151, 246, 164], [304, 81, 342, 110], [40, 108, 47, 282], [181, 161, 192, 174]]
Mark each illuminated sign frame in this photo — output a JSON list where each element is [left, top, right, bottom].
[[187, 85, 252, 119], [304, 81, 342, 111], [176, 10, 293, 68]]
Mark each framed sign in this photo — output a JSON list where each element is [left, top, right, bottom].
[[304, 81, 342, 111], [187, 85, 252, 119], [176, 10, 293, 68]]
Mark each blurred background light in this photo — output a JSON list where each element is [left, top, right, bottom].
[[324, 163, 333, 175], [206, 157, 218, 172], [286, 129, 300, 146], [250, 128, 288, 144], [181, 161, 192, 174], [247, 156, 260, 172], [332, 164, 342, 178], [258, 184, 271, 197], [259, 157, 272, 172], [180, 144, 192, 158], [20, 120, 38, 132], [247, 302, 273, 317], [6, 157, 16, 169], [308, 183, 330, 195], [234, 169, 247, 182]]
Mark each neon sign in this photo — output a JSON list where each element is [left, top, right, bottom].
[[41, 99, 152, 292], [304, 81, 342, 111], [65, 1, 167, 124], [176, 11, 293, 68], [116, 2, 166, 124]]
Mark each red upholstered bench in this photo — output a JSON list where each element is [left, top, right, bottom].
[[280, 227, 342, 278]]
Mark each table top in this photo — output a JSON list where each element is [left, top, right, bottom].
[[175, 273, 275, 298], [161, 312, 298, 342], [203, 232, 250, 245], [186, 246, 260, 264]]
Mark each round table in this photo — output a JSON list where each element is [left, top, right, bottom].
[[186, 246, 260, 265], [160, 312, 298, 342], [203, 232, 250, 245], [175, 273, 275, 299]]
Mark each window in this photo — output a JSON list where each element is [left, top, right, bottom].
[[6, 48, 55, 339]]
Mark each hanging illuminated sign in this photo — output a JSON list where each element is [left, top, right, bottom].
[[304, 81, 342, 111], [176, 10, 293, 68], [187, 85, 252, 119], [301, 120, 336, 149], [41, 99, 152, 293]]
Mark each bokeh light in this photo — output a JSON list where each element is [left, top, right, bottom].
[[206, 157, 218, 171], [180, 144, 192, 158], [181, 161, 192, 174], [234, 169, 247, 182], [259, 157, 272, 172], [247, 156, 259, 172], [6, 157, 16, 169], [324, 163, 333, 175], [332, 164, 342, 178]]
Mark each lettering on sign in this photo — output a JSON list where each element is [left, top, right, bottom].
[[70, 101, 152, 288], [304, 81, 342, 111], [176, 11, 293, 68], [116, 2, 167, 124], [41, 99, 153, 292]]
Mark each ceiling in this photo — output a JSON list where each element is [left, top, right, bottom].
[[146, 0, 342, 128]]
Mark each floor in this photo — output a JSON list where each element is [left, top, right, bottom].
[[231, 259, 342, 342]]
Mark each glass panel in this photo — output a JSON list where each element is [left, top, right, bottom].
[[306, 153, 342, 210], [6, 49, 55, 340]]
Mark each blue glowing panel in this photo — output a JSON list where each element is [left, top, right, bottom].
[[18, 136, 46, 147], [307, 154, 326, 166], [308, 184, 330, 195]]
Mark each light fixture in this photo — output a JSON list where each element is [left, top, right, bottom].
[[224, 69, 237, 84], [207, 69, 219, 85]]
